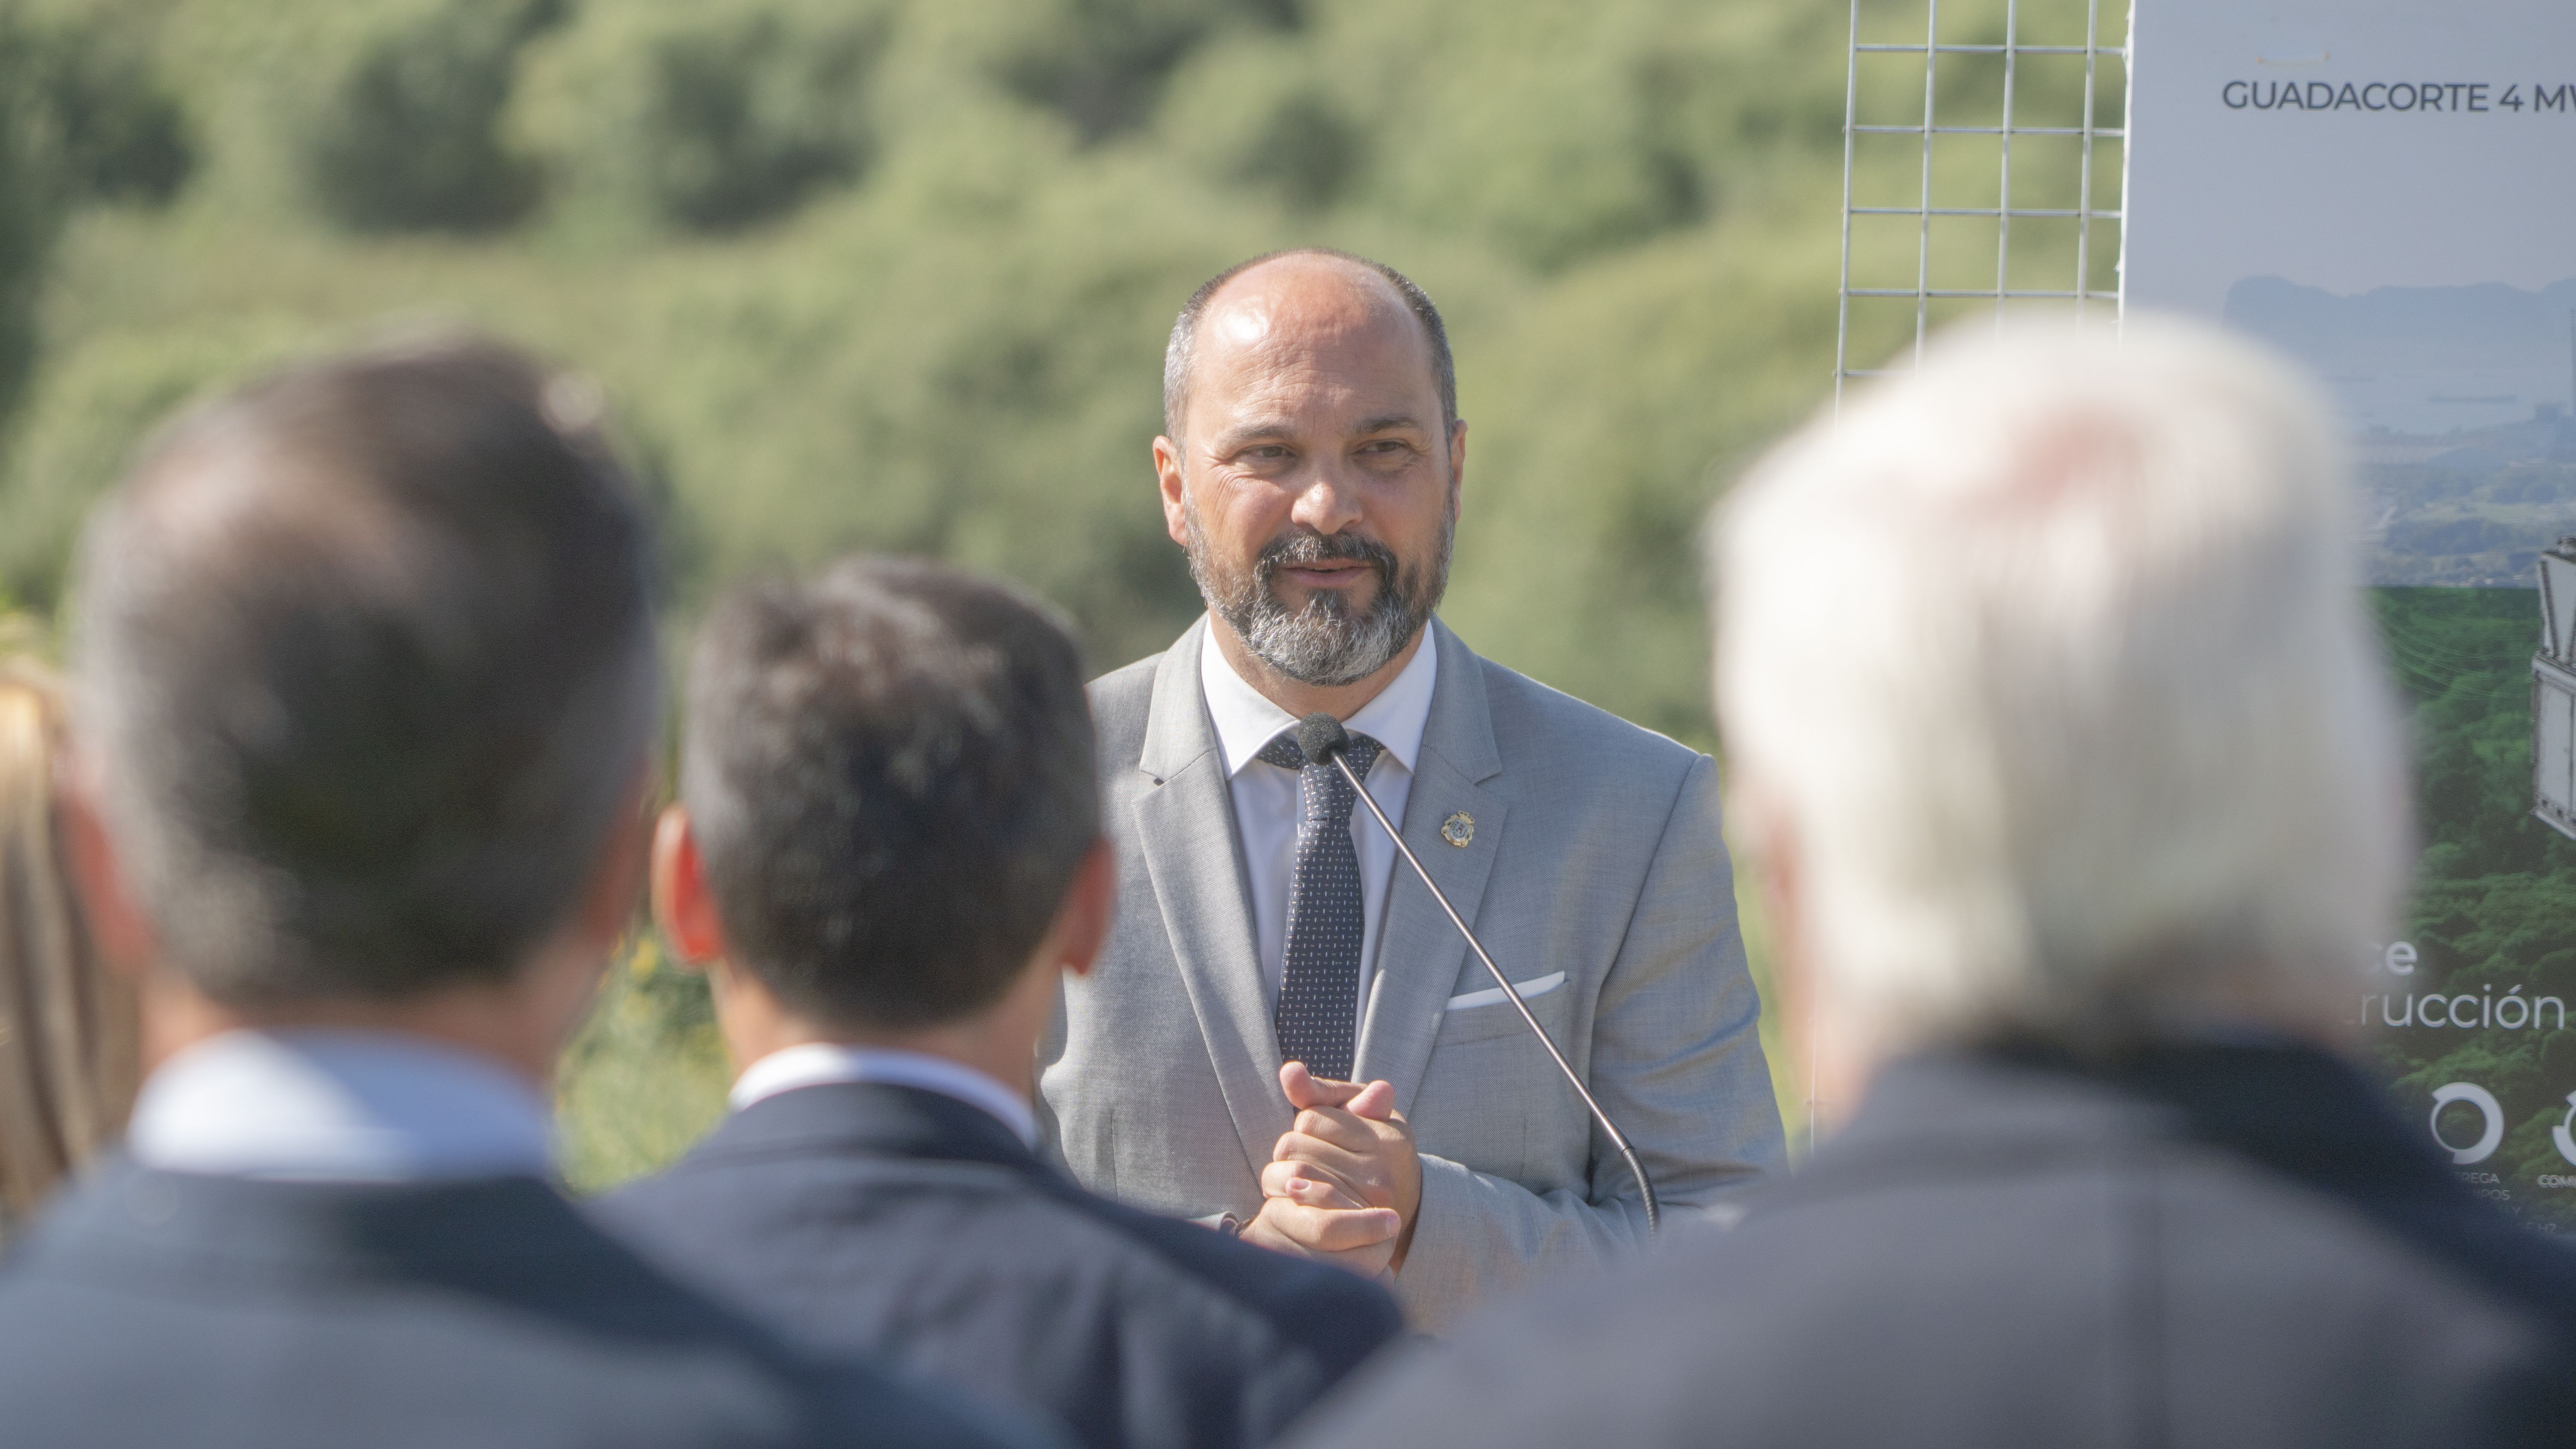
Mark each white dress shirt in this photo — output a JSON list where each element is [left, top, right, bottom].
[[1199, 626, 1439, 1042], [729, 1042, 1039, 1147], [125, 1028, 553, 1182]]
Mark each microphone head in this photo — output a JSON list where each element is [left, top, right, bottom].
[[1297, 712, 1350, 765]]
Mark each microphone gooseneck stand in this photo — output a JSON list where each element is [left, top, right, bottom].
[[1294, 712, 1661, 1235]]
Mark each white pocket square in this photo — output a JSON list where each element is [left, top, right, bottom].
[[1445, 970, 1566, 1011]]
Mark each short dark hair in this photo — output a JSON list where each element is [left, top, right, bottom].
[[682, 557, 1098, 1031], [1162, 248, 1457, 439], [75, 336, 659, 1003]]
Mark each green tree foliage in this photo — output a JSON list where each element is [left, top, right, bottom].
[[989, 0, 1294, 144], [0, 0, 191, 418], [6, 1, 191, 205], [285, 0, 557, 232], [516, 0, 891, 233], [0, 319, 310, 611], [556, 938, 729, 1192], [2, 0, 2099, 1164], [0, 72, 54, 424]]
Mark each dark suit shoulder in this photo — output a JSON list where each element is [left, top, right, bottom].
[[611, 1124, 1400, 1379], [1030, 1176, 1405, 1372], [1289, 1051, 2576, 1449], [0, 1161, 1039, 1449], [600, 1093, 1399, 1449]]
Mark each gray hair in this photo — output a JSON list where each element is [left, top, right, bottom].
[[74, 336, 660, 1003], [1161, 248, 1457, 440], [1710, 317, 2409, 1052]]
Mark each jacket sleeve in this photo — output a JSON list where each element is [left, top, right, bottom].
[[1391, 752, 1786, 1329]]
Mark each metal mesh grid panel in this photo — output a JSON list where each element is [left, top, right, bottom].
[[1835, 0, 2132, 407], [1800, 0, 2132, 1149]]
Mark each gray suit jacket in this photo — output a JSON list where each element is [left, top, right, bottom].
[[1041, 616, 1784, 1330]]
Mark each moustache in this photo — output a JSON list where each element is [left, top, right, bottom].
[[1254, 530, 1400, 586]]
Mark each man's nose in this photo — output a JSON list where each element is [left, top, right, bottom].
[[1287, 472, 1363, 536]]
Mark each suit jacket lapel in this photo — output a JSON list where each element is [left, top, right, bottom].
[[1355, 618, 1509, 1115], [1133, 618, 1289, 1179]]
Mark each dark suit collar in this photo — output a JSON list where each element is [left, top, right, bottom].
[[1788, 1040, 2461, 1207], [692, 1080, 1045, 1177]]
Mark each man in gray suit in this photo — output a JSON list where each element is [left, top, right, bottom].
[[1040, 249, 1784, 1329]]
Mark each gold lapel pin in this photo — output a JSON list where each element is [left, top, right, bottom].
[[1440, 811, 1475, 848]]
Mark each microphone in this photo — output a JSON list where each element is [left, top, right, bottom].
[[1296, 712, 1661, 1234]]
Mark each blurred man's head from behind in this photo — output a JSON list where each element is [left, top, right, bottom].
[[72, 337, 660, 1040], [1711, 319, 2408, 1088], [670, 557, 1103, 1057]]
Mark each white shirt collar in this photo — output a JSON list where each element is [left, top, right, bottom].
[[126, 1029, 553, 1182], [1198, 617, 1440, 779], [729, 1043, 1039, 1148]]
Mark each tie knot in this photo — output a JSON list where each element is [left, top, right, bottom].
[[1257, 728, 1382, 781]]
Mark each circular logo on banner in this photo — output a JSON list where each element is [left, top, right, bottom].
[[2552, 1092, 2576, 1168], [2431, 1082, 2506, 1165]]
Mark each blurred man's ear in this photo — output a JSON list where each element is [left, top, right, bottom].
[[60, 749, 157, 979], [1054, 840, 1116, 979], [651, 805, 728, 969]]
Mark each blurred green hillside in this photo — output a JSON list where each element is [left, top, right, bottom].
[[0, 0, 2127, 1181], [0, 0, 2129, 732]]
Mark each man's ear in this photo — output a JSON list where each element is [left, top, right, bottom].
[[1153, 435, 1191, 548], [651, 804, 728, 969], [1052, 839, 1117, 979], [59, 749, 157, 978]]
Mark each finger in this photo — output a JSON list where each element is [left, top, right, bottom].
[[1262, 1158, 1365, 1206], [1345, 1079, 1398, 1120], [1279, 1061, 1373, 1111], [1238, 1210, 1393, 1276], [1278, 1060, 1317, 1111], [1262, 1201, 1401, 1253], [1292, 1106, 1385, 1154], [1266, 1156, 1376, 1208], [1273, 1130, 1378, 1181], [1272, 1134, 1389, 1200], [1276, 1174, 1368, 1211]]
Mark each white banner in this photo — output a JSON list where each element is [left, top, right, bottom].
[[2128, 0, 2576, 1233], [2130, 0, 2576, 552]]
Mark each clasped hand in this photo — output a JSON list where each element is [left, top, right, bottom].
[[1239, 1061, 1421, 1279]]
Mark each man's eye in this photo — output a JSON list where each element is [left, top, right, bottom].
[[1244, 446, 1289, 461]]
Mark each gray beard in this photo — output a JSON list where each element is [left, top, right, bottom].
[[1183, 507, 1452, 688]]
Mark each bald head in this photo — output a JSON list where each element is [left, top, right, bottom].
[[1162, 249, 1455, 441]]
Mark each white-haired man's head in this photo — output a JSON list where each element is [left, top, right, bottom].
[[1712, 318, 2409, 1073]]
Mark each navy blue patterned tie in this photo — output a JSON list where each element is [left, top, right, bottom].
[[1257, 727, 1385, 1082]]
